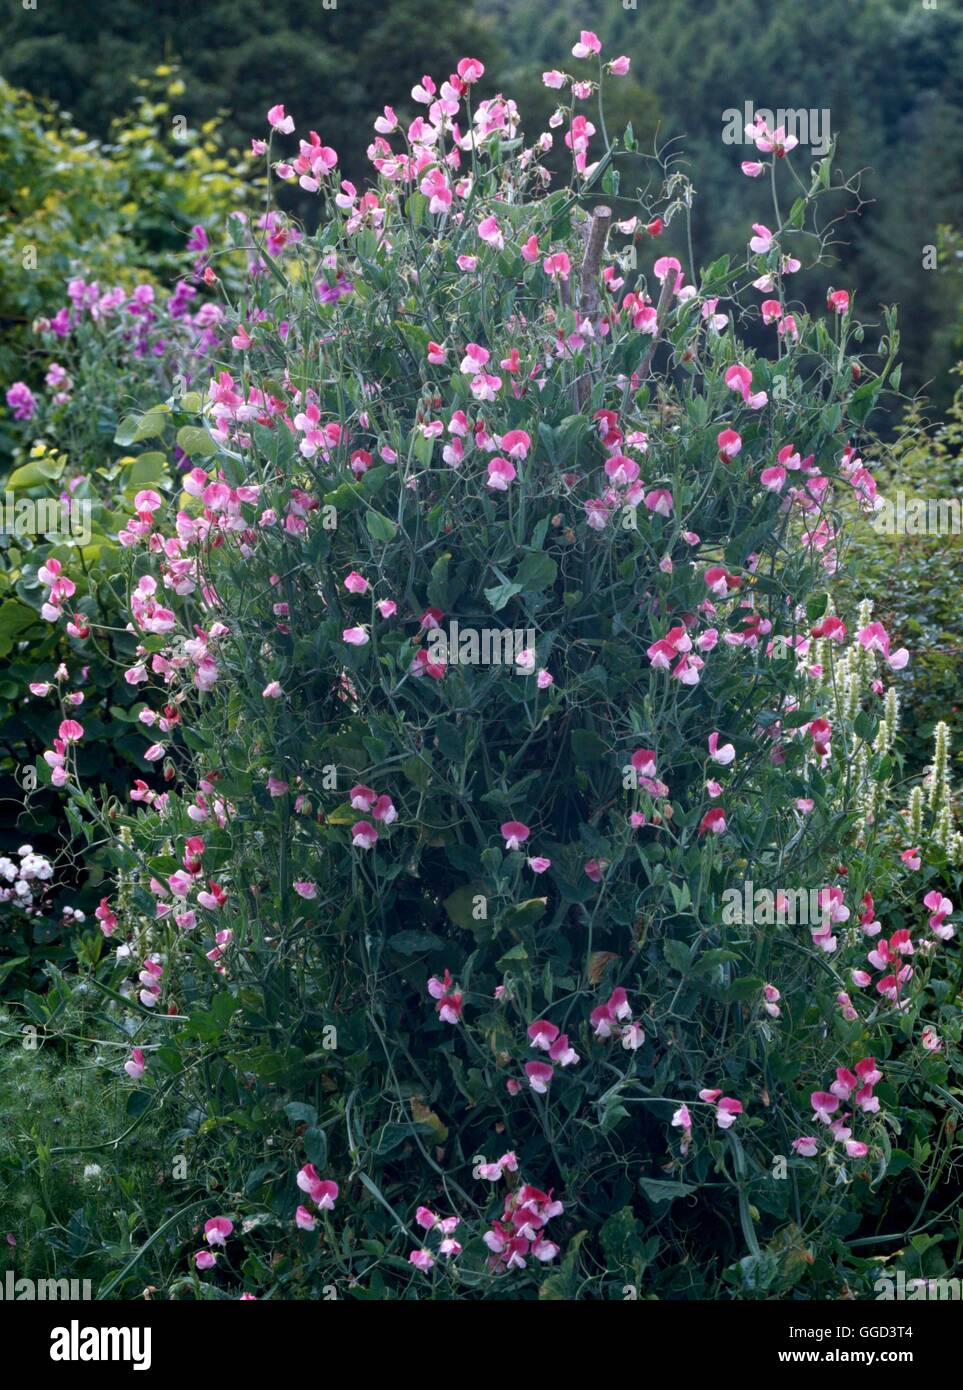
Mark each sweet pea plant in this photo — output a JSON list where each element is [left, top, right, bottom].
[[0, 272, 236, 985], [9, 31, 962, 1299]]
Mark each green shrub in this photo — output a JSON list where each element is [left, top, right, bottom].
[[0, 1002, 168, 1290], [843, 382, 963, 776], [0, 69, 255, 993], [8, 36, 963, 1300], [0, 65, 251, 435], [0, 269, 245, 993]]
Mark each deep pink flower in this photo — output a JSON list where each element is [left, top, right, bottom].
[[525, 1060, 554, 1094], [501, 821, 530, 851]]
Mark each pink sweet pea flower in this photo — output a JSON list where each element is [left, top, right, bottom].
[[525, 1060, 554, 1094], [543, 251, 572, 280], [708, 732, 736, 765], [699, 807, 727, 835], [923, 891, 955, 939], [351, 820, 379, 849], [124, 1047, 146, 1080], [811, 1091, 840, 1124], [478, 215, 504, 250], [572, 30, 602, 58], [267, 104, 295, 134], [715, 1097, 743, 1129], [487, 456, 517, 491], [456, 57, 485, 84], [717, 428, 742, 461], [297, 1165, 339, 1209], [528, 1020, 560, 1051], [501, 821, 530, 851], [499, 429, 532, 459], [204, 1216, 234, 1246], [749, 222, 773, 254], [653, 255, 681, 284]]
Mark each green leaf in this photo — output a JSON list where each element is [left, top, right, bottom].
[[0, 956, 29, 983], [600, 1206, 645, 1269], [6, 456, 66, 490], [0, 599, 38, 656], [427, 552, 452, 609], [394, 320, 430, 357], [663, 938, 692, 974], [126, 452, 168, 488], [303, 1126, 328, 1168], [371, 1121, 430, 1157], [443, 883, 487, 930], [116, 411, 167, 446], [484, 580, 522, 612], [849, 378, 882, 425], [514, 550, 558, 593], [805, 592, 828, 622], [639, 1176, 697, 1207], [365, 510, 397, 543], [501, 897, 548, 928], [571, 729, 608, 765], [284, 1101, 318, 1126], [387, 930, 444, 955], [175, 426, 217, 458]]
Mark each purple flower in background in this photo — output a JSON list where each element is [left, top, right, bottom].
[[187, 225, 209, 253], [317, 274, 354, 304], [186, 225, 211, 282], [169, 282, 197, 320], [127, 284, 156, 317], [5, 381, 36, 420]]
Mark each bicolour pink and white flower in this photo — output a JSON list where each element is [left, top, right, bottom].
[[501, 820, 530, 851], [428, 968, 463, 1024], [297, 1164, 339, 1210]]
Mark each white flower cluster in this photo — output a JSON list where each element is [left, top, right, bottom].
[[0, 843, 53, 906], [0, 844, 84, 920]]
